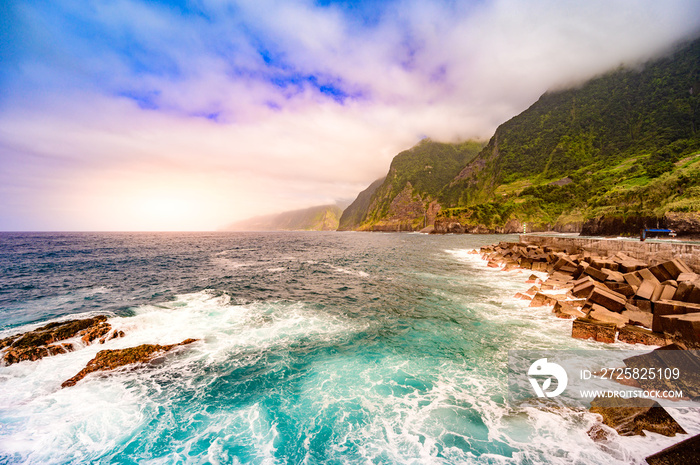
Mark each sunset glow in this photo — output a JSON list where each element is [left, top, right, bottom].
[[1, 0, 699, 230]]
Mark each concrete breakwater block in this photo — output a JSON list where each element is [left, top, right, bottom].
[[623, 348, 700, 398], [529, 292, 561, 307], [653, 313, 700, 348], [589, 305, 629, 328], [483, 238, 700, 347], [553, 301, 586, 319], [572, 318, 617, 343], [646, 433, 700, 465], [588, 287, 627, 313], [617, 325, 667, 345], [620, 308, 653, 328]]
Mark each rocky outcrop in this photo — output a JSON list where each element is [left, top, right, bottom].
[[433, 217, 523, 234], [579, 212, 700, 238], [341, 139, 485, 231], [589, 397, 686, 437], [62, 339, 198, 388], [580, 215, 664, 237], [366, 182, 429, 231], [664, 211, 700, 236], [0, 316, 124, 365], [552, 221, 583, 233]]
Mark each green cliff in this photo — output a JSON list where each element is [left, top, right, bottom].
[[225, 205, 343, 231], [437, 37, 700, 235], [342, 139, 484, 231], [338, 177, 385, 231], [344, 37, 700, 236]]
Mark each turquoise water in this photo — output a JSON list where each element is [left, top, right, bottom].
[[0, 232, 697, 464]]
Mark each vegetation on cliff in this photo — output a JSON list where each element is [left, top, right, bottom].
[[342, 139, 485, 231], [343, 37, 700, 235], [439, 37, 700, 234], [338, 177, 385, 230], [225, 204, 343, 231]]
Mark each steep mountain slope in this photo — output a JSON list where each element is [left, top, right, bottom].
[[225, 205, 342, 231], [338, 177, 385, 230], [343, 139, 485, 231], [436, 37, 700, 235]]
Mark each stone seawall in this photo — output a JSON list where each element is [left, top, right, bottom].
[[519, 235, 700, 273]]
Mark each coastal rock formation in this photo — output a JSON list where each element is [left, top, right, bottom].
[[432, 217, 523, 234], [481, 237, 700, 457], [664, 211, 700, 236], [580, 215, 664, 237], [589, 397, 686, 437], [0, 316, 124, 365], [364, 182, 431, 231], [62, 339, 198, 388]]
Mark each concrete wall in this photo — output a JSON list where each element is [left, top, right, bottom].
[[519, 235, 700, 273]]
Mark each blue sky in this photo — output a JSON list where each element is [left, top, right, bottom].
[[1, 0, 700, 230]]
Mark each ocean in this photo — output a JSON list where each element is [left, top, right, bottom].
[[0, 232, 697, 464]]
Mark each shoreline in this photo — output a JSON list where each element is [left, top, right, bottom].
[[477, 236, 700, 462]]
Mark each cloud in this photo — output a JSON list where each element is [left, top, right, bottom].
[[1, 0, 699, 230]]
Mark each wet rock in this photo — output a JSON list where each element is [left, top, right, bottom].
[[81, 322, 111, 344], [589, 397, 686, 437], [62, 338, 198, 388], [1, 316, 116, 365], [100, 330, 126, 344], [587, 423, 614, 442]]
